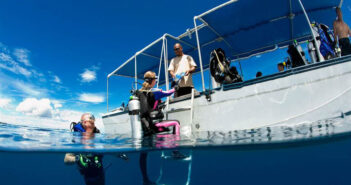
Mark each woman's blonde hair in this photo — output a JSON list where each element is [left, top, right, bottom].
[[141, 71, 156, 90]]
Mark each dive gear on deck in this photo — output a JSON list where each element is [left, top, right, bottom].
[[210, 48, 243, 84]]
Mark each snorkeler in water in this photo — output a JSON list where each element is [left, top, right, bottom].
[[64, 113, 105, 185]]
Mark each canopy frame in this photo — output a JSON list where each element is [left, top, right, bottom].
[[106, 33, 203, 111]]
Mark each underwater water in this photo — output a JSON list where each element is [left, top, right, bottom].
[[1, 117, 351, 185]]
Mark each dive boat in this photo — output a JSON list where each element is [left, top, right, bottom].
[[103, 0, 349, 136]]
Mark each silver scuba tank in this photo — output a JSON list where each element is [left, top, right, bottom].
[[128, 95, 143, 139], [308, 41, 317, 63], [296, 44, 308, 65]]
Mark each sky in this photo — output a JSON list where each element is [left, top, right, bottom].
[[0, 0, 350, 131]]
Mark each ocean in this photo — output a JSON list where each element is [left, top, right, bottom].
[[1, 117, 351, 185]]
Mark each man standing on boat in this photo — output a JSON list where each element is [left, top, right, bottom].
[[333, 7, 351, 56], [168, 43, 197, 97]]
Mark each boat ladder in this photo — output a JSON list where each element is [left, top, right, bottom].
[[156, 150, 193, 185]]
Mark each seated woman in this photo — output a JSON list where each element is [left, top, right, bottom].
[[138, 71, 181, 185], [137, 71, 180, 136]]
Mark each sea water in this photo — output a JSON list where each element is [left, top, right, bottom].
[[1, 117, 351, 185]]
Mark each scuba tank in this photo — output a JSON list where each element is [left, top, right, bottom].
[[295, 40, 308, 65], [128, 94, 143, 139], [308, 41, 318, 63]]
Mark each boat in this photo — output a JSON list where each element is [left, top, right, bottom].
[[102, 0, 349, 136]]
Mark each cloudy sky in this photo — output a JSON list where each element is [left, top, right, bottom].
[[0, 0, 230, 130], [0, 0, 350, 130]]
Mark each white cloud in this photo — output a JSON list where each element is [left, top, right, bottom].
[[13, 48, 31, 66], [16, 98, 53, 118], [0, 110, 104, 132], [53, 75, 61, 83], [11, 98, 82, 124], [0, 111, 67, 129], [79, 93, 105, 103], [0, 52, 32, 77], [52, 100, 63, 109], [80, 69, 96, 82], [12, 80, 44, 97], [0, 52, 11, 61], [47, 71, 61, 84], [0, 98, 11, 108]]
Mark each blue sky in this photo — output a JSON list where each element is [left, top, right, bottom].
[[0, 0, 350, 130]]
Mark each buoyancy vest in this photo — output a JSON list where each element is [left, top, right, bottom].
[[71, 122, 100, 133]]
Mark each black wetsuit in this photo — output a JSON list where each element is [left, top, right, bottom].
[[339, 38, 351, 56], [136, 90, 158, 136], [136, 91, 160, 184]]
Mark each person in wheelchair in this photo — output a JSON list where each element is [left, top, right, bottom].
[[136, 71, 181, 184], [136, 71, 180, 136]]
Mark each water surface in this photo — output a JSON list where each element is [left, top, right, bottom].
[[1, 117, 351, 184]]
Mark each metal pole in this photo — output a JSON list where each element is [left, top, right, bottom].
[[107, 76, 109, 112], [164, 37, 170, 91], [196, 0, 237, 19], [238, 60, 244, 80], [134, 56, 138, 89], [163, 36, 170, 113], [339, 0, 344, 8], [193, 17, 206, 92], [288, 0, 294, 40], [297, 0, 323, 62], [165, 33, 196, 49], [157, 39, 165, 88]]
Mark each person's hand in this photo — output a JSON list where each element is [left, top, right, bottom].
[[64, 153, 77, 164], [185, 70, 190, 76]]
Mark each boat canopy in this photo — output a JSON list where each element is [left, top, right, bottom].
[[108, 0, 342, 87], [194, 0, 342, 59]]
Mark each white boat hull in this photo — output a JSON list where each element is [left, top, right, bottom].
[[103, 58, 351, 136]]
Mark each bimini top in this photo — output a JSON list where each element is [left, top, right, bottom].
[[109, 0, 342, 85], [194, 0, 342, 59]]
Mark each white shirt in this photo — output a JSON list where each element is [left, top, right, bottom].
[[168, 54, 197, 87]]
